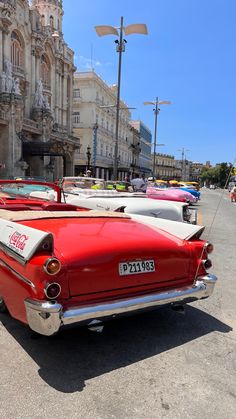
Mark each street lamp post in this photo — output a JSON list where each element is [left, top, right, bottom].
[[95, 17, 148, 180], [178, 147, 190, 180], [144, 97, 171, 178]]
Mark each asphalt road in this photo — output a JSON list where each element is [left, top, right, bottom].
[[0, 189, 235, 419]]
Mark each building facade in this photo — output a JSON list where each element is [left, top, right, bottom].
[[73, 71, 134, 180], [0, 0, 78, 180], [189, 161, 204, 182], [153, 153, 176, 180], [130, 120, 152, 176]]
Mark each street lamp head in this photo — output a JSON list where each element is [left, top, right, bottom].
[[124, 23, 148, 36], [144, 100, 172, 106], [158, 100, 172, 105], [94, 25, 119, 37], [143, 101, 155, 106]]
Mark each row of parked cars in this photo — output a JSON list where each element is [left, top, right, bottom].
[[0, 177, 217, 336]]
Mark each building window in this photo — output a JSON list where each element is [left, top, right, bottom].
[[72, 112, 80, 124], [50, 15, 54, 29], [40, 55, 51, 88], [73, 89, 81, 98], [41, 15, 45, 26], [11, 31, 24, 69]]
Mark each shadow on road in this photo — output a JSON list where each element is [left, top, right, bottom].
[[0, 305, 232, 393]]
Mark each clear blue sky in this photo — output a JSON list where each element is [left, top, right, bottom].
[[63, 0, 236, 165]]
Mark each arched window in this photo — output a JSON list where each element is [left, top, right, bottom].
[[50, 15, 54, 29], [41, 15, 45, 26], [40, 55, 51, 88], [11, 31, 24, 69]]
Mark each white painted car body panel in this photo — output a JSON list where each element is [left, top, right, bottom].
[[67, 195, 188, 222]]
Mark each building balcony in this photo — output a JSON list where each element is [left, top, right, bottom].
[[73, 96, 82, 103], [53, 123, 68, 135], [23, 118, 41, 134]]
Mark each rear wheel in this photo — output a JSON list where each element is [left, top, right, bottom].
[[0, 297, 7, 313]]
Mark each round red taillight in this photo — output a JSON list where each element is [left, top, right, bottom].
[[205, 242, 214, 254], [202, 259, 212, 270], [44, 258, 61, 275], [44, 282, 61, 299]]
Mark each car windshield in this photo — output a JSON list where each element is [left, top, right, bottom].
[[61, 177, 105, 191], [0, 181, 58, 201]]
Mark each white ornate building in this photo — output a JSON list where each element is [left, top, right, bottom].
[[73, 71, 137, 180], [0, 0, 78, 180]]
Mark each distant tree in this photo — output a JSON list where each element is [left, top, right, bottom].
[[217, 162, 233, 187], [200, 163, 233, 187]]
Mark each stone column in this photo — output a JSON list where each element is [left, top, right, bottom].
[[63, 72, 67, 127], [54, 69, 60, 122], [60, 75, 64, 125], [0, 28, 3, 74], [2, 27, 11, 61], [57, 73, 62, 124], [30, 48, 36, 110]]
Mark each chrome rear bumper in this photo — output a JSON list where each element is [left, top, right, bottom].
[[24, 274, 217, 336]]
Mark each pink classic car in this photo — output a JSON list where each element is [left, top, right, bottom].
[[146, 187, 197, 203], [0, 180, 216, 336]]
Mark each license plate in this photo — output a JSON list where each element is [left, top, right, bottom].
[[119, 260, 155, 276]]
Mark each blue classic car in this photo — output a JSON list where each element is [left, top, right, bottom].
[[179, 188, 200, 200]]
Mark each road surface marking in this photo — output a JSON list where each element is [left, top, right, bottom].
[[198, 209, 203, 225]]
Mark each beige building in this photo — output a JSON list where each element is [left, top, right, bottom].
[[154, 153, 176, 180], [73, 71, 134, 180], [0, 0, 78, 180]]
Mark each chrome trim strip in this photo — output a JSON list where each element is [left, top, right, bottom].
[[0, 257, 35, 288], [0, 242, 26, 265], [24, 274, 217, 336]]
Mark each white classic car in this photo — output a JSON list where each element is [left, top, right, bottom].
[[65, 195, 197, 224], [28, 177, 197, 224]]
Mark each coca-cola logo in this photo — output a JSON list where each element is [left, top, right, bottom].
[[9, 231, 29, 252]]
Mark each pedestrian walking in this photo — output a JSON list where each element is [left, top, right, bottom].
[[230, 185, 236, 202]]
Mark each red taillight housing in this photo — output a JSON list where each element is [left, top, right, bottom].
[[43, 258, 61, 275], [44, 282, 61, 299], [202, 259, 212, 270], [205, 242, 214, 254]]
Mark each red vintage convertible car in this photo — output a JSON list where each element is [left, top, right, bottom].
[[0, 180, 217, 336]]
